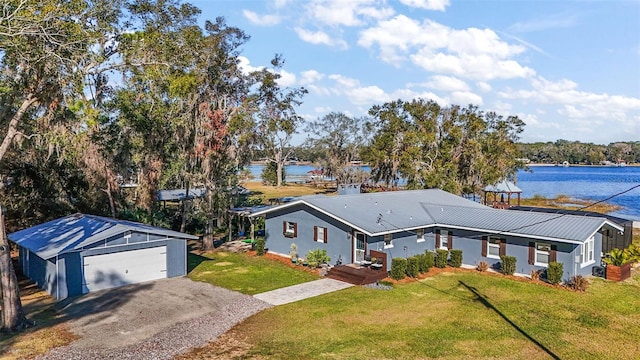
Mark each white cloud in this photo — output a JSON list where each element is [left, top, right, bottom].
[[358, 16, 534, 80], [476, 81, 492, 92], [237, 56, 263, 75], [276, 69, 297, 87], [450, 91, 483, 105], [295, 27, 348, 48], [300, 70, 325, 85], [399, 0, 450, 11], [242, 10, 281, 26], [273, 0, 291, 8], [306, 0, 394, 27], [509, 13, 580, 33], [425, 75, 470, 92]]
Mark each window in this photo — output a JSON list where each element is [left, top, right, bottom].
[[440, 230, 449, 250], [535, 242, 551, 265], [283, 221, 297, 238], [416, 229, 425, 243], [580, 236, 595, 266], [487, 237, 501, 258], [314, 226, 327, 243], [384, 233, 393, 249]]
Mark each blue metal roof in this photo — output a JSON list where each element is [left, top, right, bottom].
[[9, 214, 199, 260], [250, 189, 621, 243], [157, 188, 206, 201]]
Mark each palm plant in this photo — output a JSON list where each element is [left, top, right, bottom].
[[603, 248, 630, 266]]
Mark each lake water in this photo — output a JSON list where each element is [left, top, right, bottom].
[[247, 164, 640, 220]]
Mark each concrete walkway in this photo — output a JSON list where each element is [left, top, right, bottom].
[[253, 278, 353, 305]]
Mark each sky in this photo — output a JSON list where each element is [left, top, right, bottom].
[[189, 0, 640, 145]]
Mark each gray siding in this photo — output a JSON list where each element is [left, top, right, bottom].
[[166, 239, 187, 277], [265, 204, 351, 265], [264, 205, 606, 281]]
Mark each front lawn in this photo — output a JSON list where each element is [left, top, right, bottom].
[[184, 268, 640, 359], [188, 251, 318, 295]]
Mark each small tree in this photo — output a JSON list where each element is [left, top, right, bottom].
[[547, 262, 564, 285], [406, 256, 419, 278], [255, 238, 266, 256], [500, 255, 516, 275], [435, 249, 449, 268], [449, 249, 463, 268], [391, 258, 407, 280]]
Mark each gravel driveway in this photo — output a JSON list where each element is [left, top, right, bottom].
[[37, 277, 271, 360]]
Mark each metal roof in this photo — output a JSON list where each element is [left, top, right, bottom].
[[483, 180, 522, 193], [157, 188, 206, 201], [250, 189, 620, 243], [9, 214, 199, 260]]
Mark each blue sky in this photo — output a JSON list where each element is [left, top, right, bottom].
[[189, 0, 640, 145]]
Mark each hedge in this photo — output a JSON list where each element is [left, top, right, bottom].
[[449, 249, 463, 268], [547, 262, 564, 285], [435, 249, 449, 268], [500, 255, 516, 275], [391, 258, 407, 280], [406, 256, 419, 277]]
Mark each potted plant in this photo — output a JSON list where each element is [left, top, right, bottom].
[[604, 248, 632, 281], [290, 243, 298, 264]]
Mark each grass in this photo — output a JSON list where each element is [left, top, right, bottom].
[[521, 194, 620, 214], [182, 255, 640, 360], [243, 181, 332, 204], [187, 251, 318, 295]]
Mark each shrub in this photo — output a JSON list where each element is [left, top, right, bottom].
[[390, 258, 407, 280], [424, 251, 435, 269], [530, 268, 542, 281], [435, 249, 448, 268], [289, 243, 298, 261], [603, 248, 630, 266], [406, 257, 419, 277], [417, 254, 430, 273], [449, 249, 463, 268], [500, 255, 516, 275], [306, 249, 330, 269], [476, 261, 489, 272], [255, 238, 266, 255], [547, 262, 564, 285], [624, 244, 640, 264], [569, 275, 589, 291]]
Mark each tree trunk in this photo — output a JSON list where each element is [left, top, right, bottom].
[[180, 181, 190, 233], [275, 152, 283, 188], [0, 205, 31, 332], [0, 95, 38, 162], [105, 167, 117, 218]]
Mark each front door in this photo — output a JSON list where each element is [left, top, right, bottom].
[[353, 232, 366, 263]]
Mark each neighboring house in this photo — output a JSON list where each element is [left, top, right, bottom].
[[10, 214, 198, 299], [250, 189, 622, 280]]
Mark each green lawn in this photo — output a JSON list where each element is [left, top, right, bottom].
[[198, 267, 640, 359], [187, 251, 318, 295]]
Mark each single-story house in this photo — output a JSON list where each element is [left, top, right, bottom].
[[249, 189, 622, 280], [9, 214, 198, 299]]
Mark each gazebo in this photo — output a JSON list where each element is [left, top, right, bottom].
[[483, 180, 522, 209]]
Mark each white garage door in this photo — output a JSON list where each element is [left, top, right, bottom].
[[82, 246, 167, 293]]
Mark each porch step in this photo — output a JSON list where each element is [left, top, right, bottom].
[[326, 265, 388, 285]]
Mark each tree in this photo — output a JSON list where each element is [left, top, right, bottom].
[[362, 99, 525, 195], [306, 112, 370, 185], [0, 0, 127, 331], [251, 55, 307, 187]]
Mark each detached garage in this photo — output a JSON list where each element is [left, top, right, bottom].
[[9, 213, 199, 299]]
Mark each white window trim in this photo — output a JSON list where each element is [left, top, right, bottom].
[[416, 229, 425, 243], [534, 242, 551, 267], [383, 234, 394, 249], [487, 237, 501, 259], [439, 230, 449, 250], [315, 226, 326, 243], [285, 221, 296, 237], [580, 236, 595, 268]]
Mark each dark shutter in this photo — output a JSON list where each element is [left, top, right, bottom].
[[323, 228, 328, 243], [283, 221, 286, 235], [528, 242, 535, 265], [499, 239, 506, 257], [481, 236, 488, 257], [447, 232, 453, 250], [314, 226, 318, 241], [435, 229, 441, 249], [293, 223, 297, 237], [550, 244, 557, 262]]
